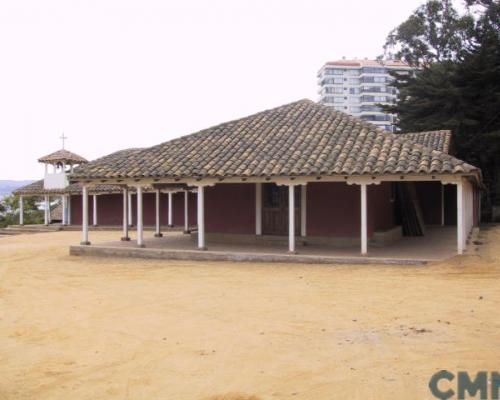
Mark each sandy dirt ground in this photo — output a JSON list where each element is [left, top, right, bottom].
[[0, 227, 499, 400]]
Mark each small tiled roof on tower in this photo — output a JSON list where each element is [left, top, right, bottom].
[[38, 149, 88, 164], [70, 99, 480, 181]]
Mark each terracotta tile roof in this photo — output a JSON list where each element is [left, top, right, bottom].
[[13, 179, 123, 196], [71, 99, 478, 181], [400, 130, 452, 154], [50, 202, 63, 221], [38, 149, 88, 164]]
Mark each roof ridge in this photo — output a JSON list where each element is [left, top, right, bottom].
[[146, 99, 316, 151]]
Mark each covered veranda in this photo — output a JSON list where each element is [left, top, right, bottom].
[[74, 173, 478, 264]]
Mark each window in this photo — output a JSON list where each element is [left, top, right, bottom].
[[333, 96, 343, 103], [322, 77, 343, 85], [349, 87, 360, 94], [350, 106, 361, 113], [346, 69, 360, 76], [362, 86, 386, 93], [361, 95, 387, 102], [374, 76, 385, 83], [362, 67, 386, 74], [325, 87, 343, 94], [361, 105, 382, 112], [324, 68, 343, 75], [348, 78, 360, 85]]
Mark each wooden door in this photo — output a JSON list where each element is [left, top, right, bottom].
[[262, 183, 300, 235]]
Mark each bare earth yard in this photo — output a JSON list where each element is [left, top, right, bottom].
[[1, 227, 500, 400]]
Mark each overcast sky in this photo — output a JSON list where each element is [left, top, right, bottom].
[[0, 0, 426, 180]]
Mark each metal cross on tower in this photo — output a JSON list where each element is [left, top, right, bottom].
[[60, 133, 68, 149]]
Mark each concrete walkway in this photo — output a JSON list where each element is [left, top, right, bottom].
[[70, 226, 458, 265]]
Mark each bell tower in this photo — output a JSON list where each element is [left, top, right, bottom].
[[39, 135, 88, 189]]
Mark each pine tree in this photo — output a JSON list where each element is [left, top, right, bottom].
[[383, 0, 500, 219]]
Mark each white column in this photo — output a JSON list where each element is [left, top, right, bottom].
[[168, 192, 173, 227], [300, 185, 307, 238], [288, 185, 296, 253], [255, 183, 262, 235], [47, 196, 51, 223], [81, 186, 90, 245], [457, 181, 464, 255], [136, 186, 144, 247], [360, 184, 368, 255], [19, 196, 24, 225], [67, 195, 72, 225], [44, 195, 49, 225], [441, 184, 445, 226], [92, 194, 98, 226], [121, 188, 130, 241], [184, 190, 190, 233], [127, 192, 133, 226], [61, 195, 67, 225], [154, 189, 163, 237], [197, 186, 206, 250]]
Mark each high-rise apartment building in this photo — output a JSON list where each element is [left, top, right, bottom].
[[317, 59, 413, 132]]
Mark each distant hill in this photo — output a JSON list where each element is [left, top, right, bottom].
[[0, 180, 35, 198]]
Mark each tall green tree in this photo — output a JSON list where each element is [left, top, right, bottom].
[[0, 195, 44, 227], [383, 0, 475, 66], [383, 0, 500, 219]]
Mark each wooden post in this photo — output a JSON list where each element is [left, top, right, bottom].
[[92, 194, 98, 226], [300, 185, 307, 238], [61, 195, 67, 225], [67, 195, 72, 224], [183, 191, 190, 234], [154, 189, 163, 237], [361, 183, 368, 255], [44, 195, 49, 225], [121, 188, 130, 241], [80, 186, 90, 245], [197, 186, 206, 250], [128, 192, 133, 226], [255, 183, 262, 235], [288, 185, 295, 253], [168, 192, 173, 227], [19, 196, 24, 225], [457, 181, 464, 255], [136, 186, 144, 247]]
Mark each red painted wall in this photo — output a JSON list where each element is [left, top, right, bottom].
[[369, 182, 396, 232], [205, 183, 255, 234], [306, 182, 394, 238], [70, 191, 197, 227], [125, 192, 197, 227], [202, 182, 396, 238]]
